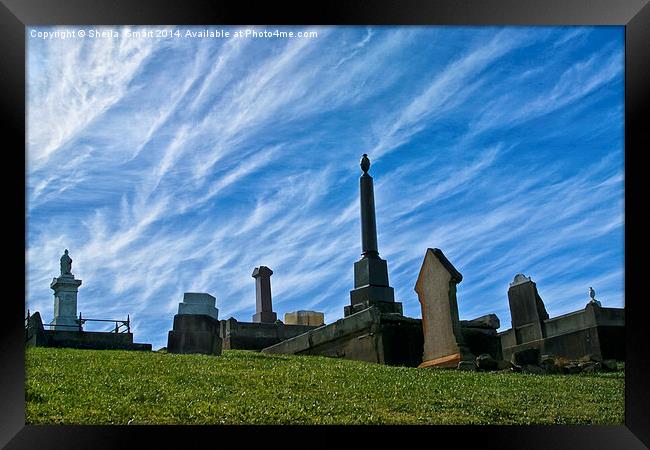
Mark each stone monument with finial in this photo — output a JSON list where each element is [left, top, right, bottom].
[[345, 154, 402, 317], [50, 249, 83, 330]]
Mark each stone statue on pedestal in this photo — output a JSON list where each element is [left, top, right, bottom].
[[51, 249, 82, 330], [60, 249, 72, 276]]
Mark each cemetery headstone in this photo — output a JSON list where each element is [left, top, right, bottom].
[[508, 273, 549, 342], [414, 248, 471, 368], [167, 292, 222, 355]]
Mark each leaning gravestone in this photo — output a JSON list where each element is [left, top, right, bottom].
[[414, 248, 472, 368], [167, 292, 222, 355], [508, 273, 548, 334]]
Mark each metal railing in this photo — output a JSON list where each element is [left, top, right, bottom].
[[77, 312, 131, 334], [26, 310, 131, 334]]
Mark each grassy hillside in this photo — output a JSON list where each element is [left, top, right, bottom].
[[25, 347, 624, 425]]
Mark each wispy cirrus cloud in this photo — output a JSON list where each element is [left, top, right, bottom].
[[26, 26, 624, 349]]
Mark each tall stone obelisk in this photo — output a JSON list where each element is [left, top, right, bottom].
[[345, 154, 402, 317], [50, 249, 82, 330], [252, 266, 277, 323]]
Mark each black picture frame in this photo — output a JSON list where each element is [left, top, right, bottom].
[[2, 0, 648, 448]]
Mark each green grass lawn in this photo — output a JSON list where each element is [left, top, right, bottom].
[[25, 347, 624, 425]]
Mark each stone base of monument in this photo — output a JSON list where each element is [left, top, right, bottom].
[[419, 344, 476, 369], [418, 314, 504, 370], [219, 318, 318, 351], [418, 353, 461, 369], [25, 311, 152, 351], [167, 314, 223, 355], [344, 299, 403, 317], [499, 301, 625, 362], [261, 307, 424, 367], [252, 310, 277, 324]]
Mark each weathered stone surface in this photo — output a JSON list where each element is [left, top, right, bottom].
[[344, 299, 402, 317], [220, 318, 317, 351], [461, 314, 500, 330], [511, 348, 540, 366], [476, 353, 498, 371], [347, 257, 400, 313], [262, 307, 424, 367], [414, 248, 468, 368], [500, 274, 624, 363], [510, 273, 531, 286], [284, 310, 325, 327], [252, 266, 277, 323], [353, 257, 390, 289], [177, 292, 219, 320], [507, 274, 548, 342], [460, 326, 502, 361], [167, 314, 222, 355], [45, 329, 151, 351], [500, 300, 625, 362], [25, 311, 47, 347], [167, 330, 222, 355]]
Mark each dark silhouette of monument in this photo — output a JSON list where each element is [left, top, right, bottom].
[[345, 154, 402, 317], [263, 155, 423, 366], [252, 266, 277, 323], [167, 293, 222, 355]]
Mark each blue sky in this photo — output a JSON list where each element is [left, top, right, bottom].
[[26, 26, 624, 350]]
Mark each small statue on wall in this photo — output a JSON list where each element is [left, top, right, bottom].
[[588, 287, 601, 307]]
